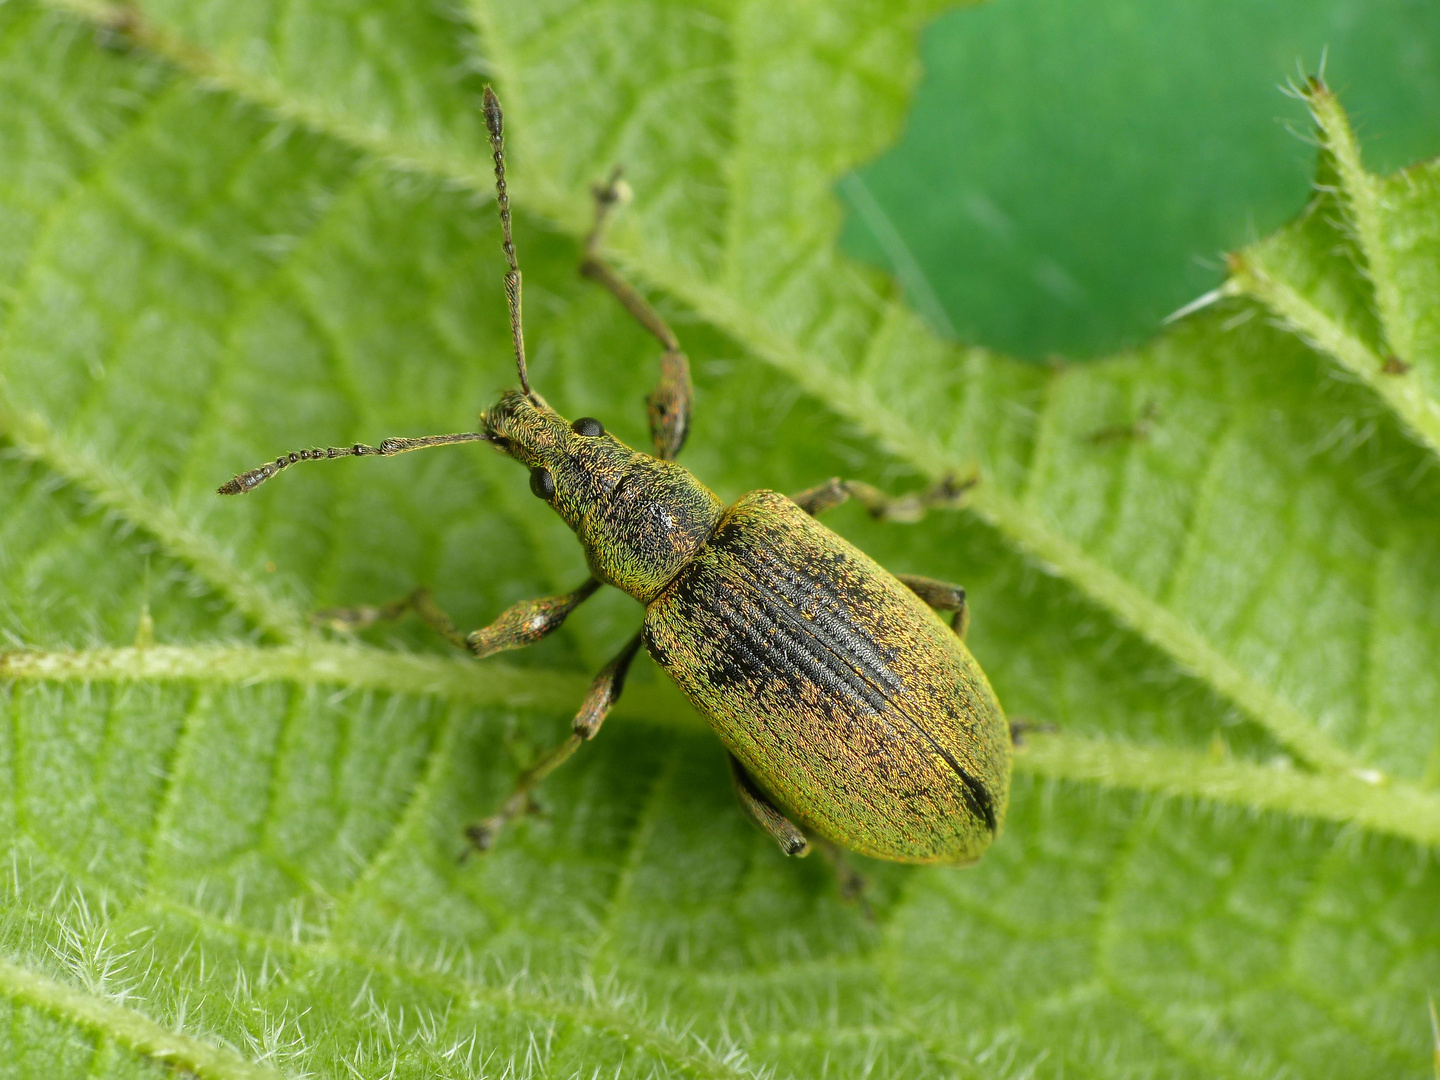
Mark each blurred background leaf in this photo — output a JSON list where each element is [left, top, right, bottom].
[[841, 0, 1440, 358]]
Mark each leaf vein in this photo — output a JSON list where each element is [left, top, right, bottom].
[[0, 954, 283, 1080], [8, 645, 1440, 846], [1233, 256, 1440, 461], [33, 0, 1374, 776]]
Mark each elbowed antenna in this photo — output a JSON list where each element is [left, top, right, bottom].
[[482, 86, 532, 399], [217, 432, 492, 495], [217, 88, 526, 499]]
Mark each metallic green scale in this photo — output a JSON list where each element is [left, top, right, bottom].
[[486, 394, 1010, 865], [217, 87, 1011, 876], [647, 492, 1009, 864]]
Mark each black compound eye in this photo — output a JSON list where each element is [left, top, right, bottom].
[[571, 417, 605, 437], [529, 466, 555, 500]]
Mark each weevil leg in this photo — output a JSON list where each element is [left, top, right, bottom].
[[466, 631, 644, 852], [464, 579, 602, 659], [1008, 718, 1057, 747], [727, 754, 811, 857], [896, 574, 969, 640], [315, 586, 468, 648], [321, 579, 601, 657], [813, 838, 873, 919], [580, 169, 693, 461], [790, 473, 977, 524]]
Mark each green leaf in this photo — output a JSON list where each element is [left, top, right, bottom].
[[1, 2, 1438, 1078], [838, 0, 1440, 359], [1234, 78, 1440, 461]]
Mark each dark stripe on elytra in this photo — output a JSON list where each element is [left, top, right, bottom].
[[676, 570, 801, 689], [927, 744, 996, 833], [694, 517, 999, 834], [751, 596, 890, 711], [707, 589, 888, 713], [672, 566, 812, 694], [727, 543, 904, 696], [744, 529, 997, 832], [748, 545, 903, 678], [731, 589, 892, 713], [699, 594, 784, 689], [745, 567, 997, 832]]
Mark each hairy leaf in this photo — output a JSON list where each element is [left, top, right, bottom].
[[1, 2, 1438, 1078]]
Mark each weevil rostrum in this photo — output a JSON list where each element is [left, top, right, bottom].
[[219, 88, 1012, 869]]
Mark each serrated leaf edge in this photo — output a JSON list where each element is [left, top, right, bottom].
[[1233, 81, 1440, 461]]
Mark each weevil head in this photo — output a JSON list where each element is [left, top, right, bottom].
[[483, 390, 723, 602], [483, 390, 633, 524]]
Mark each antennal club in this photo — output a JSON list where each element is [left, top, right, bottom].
[[482, 86, 532, 399]]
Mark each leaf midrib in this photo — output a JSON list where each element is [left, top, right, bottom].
[[6, 643, 1438, 847]]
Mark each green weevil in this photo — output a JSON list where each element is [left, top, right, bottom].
[[219, 88, 1011, 868]]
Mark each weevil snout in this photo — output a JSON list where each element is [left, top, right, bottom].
[[481, 389, 566, 459], [482, 390, 723, 603], [481, 389, 640, 528]]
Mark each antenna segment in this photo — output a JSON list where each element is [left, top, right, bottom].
[[482, 86, 532, 398]]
